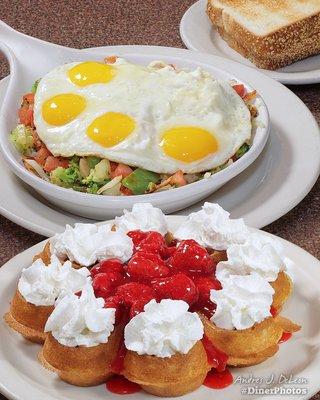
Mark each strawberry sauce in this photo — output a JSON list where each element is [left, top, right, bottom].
[[91, 231, 222, 323], [110, 335, 127, 374], [204, 369, 233, 389], [279, 332, 292, 343], [106, 376, 141, 395], [201, 334, 228, 372], [90, 230, 231, 394]]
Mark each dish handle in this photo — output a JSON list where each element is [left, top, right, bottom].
[[0, 19, 78, 71]]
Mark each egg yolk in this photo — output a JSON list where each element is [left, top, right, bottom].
[[160, 126, 218, 163], [68, 62, 116, 86], [87, 112, 135, 147], [42, 94, 86, 126]]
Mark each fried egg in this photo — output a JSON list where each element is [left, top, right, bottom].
[[34, 59, 251, 174]]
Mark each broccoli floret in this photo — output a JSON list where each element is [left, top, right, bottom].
[[10, 124, 34, 155], [50, 157, 82, 188], [31, 79, 40, 94], [86, 180, 110, 194]]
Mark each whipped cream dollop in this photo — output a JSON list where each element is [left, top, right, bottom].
[[210, 274, 274, 330], [216, 233, 290, 283], [50, 223, 133, 266], [124, 299, 203, 358], [174, 203, 249, 250], [18, 255, 90, 306], [114, 203, 168, 235], [45, 283, 115, 347]]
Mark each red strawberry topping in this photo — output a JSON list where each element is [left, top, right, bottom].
[[91, 258, 124, 276], [93, 273, 116, 298], [151, 273, 199, 306], [136, 231, 167, 254], [168, 239, 215, 275], [194, 277, 222, 304], [116, 282, 154, 306], [104, 295, 124, 324], [126, 251, 170, 282], [130, 295, 154, 319], [191, 277, 221, 318], [127, 230, 149, 247], [86, 230, 221, 322]]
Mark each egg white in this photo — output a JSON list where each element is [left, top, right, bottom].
[[34, 59, 252, 174]]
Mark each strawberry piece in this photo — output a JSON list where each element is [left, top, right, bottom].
[[151, 273, 199, 305], [127, 231, 169, 257], [191, 277, 221, 318], [161, 246, 177, 259], [194, 277, 222, 304], [93, 273, 116, 298], [91, 258, 124, 276], [104, 295, 124, 324], [136, 231, 167, 255], [127, 230, 149, 247], [168, 239, 215, 275], [193, 300, 217, 319], [130, 295, 154, 319], [126, 251, 170, 282], [115, 282, 154, 306]]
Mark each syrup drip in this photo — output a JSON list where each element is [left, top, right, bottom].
[[110, 334, 127, 374], [270, 305, 277, 317], [106, 375, 141, 394], [201, 334, 228, 372], [204, 368, 233, 389], [279, 332, 292, 343]]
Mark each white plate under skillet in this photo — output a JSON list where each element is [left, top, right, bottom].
[[180, 0, 320, 85], [0, 44, 320, 236], [0, 216, 320, 400]]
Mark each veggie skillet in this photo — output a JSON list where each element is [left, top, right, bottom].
[[10, 59, 256, 196]]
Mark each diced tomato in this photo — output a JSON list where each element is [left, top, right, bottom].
[[104, 55, 118, 64], [110, 161, 118, 173], [120, 186, 133, 196], [232, 84, 246, 98], [43, 156, 69, 172], [34, 146, 52, 166], [23, 93, 35, 104], [18, 108, 33, 126], [111, 163, 133, 179], [170, 170, 186, 187]]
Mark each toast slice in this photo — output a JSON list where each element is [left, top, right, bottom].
[[207, 0, 320, 70]]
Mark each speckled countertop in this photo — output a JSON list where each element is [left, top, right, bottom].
[[0, 1, 319, 399]]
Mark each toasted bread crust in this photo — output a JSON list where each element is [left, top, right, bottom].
[[207, 0, 320, 69]]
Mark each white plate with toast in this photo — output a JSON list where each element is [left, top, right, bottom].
[[0, 45, 319, 236], [0, 218, 320, 400], [180, 0, 320, 85]]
